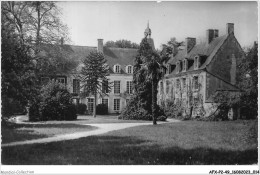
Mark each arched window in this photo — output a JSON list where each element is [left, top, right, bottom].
[[114, 64, 121, 73]]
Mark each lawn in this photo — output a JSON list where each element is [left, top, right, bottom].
[[1, 122, 97, 144], [1, 119, 257, 165], [18, 115, 151, 124]]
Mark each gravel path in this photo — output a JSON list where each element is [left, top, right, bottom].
[[2, 119, 180, 147]]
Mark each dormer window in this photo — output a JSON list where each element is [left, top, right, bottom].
[[177, 61, 182, 73], [126, 65, 133, 74], [114, 64, 121, 73], [183, 59, 188, 72], [176, 61, 180, 73], [166, 64, 171, 74], [194, 56, 200, 70]]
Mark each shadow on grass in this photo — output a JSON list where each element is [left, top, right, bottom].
[[2, 135, 257, 165], [1, 122, 96, 144]]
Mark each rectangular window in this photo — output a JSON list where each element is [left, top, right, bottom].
[[115, 65, 120, 73], [166, 80, 170, 94], [126, 81, 133, 94], [73, 79, 80, 94], [114, 81, 120, 94], [114, 99, 120, 111], [41, 77, 50, 85], [102, 99, 108, 109], [57, 77, 66, 85], [176, 79, 180, 89], [183, 78, 186, 89], [194, 76, 199, 89], [127, 66, 132, 74], [102, 80, 109, 93], [160, 81, 164, 94], [88, 98, 94, 114]]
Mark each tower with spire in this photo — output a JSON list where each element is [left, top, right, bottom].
[[144, 21, 152, 38], [144, 21, 155, 50]]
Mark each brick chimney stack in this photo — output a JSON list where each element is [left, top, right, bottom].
[[97, 39, 103, 53], [207, 29, 215, 44], [185, 37, 196, 54], [226, 23, 234, 35], [214, 29, 219, 38]]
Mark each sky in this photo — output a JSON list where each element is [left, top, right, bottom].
[[58, 1, 258, 49]]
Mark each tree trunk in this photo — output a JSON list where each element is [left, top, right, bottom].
[[189, 106, 193, 119], [152, 81, 157, 125], [93, 91, 97, 118], [36, 2, 41, 49]]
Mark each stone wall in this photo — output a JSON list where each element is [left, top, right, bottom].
[[158, 71, 207, 118]]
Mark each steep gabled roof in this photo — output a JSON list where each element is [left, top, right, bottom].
[[167, 34, 228, 69]]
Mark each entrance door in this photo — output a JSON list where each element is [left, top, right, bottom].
[[88, 98, 94, 114]]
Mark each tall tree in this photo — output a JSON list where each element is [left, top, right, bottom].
[[237, 42, 258, 119], [160, 37, 183, 62], [138, 52, 164, 124], [1, 1, 69, 46], [120, 37, 165, 123], [1, 1, 74, 75], [79, 51, 111, 118], [1, 12, 38, 118]]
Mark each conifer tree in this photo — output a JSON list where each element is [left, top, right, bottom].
[[120, 37, 165, 123], [79, 51, 111, 118]]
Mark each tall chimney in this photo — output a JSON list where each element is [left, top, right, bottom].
[[226, 23, 234, 35], [97, 39, 103, 53], [214, 29, 219, 38], [185, 37, 196, 54], [207, 29, 214, 44]]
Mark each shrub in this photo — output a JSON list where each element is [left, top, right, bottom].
[[120, 95, 166, 121], [29, 80, 77, 121], [75, 103, 87, 114], [161, 100, 185, 120], [64, 105, 77, 120], [96, 103, 108, 115], [2, 97, 27, 118]]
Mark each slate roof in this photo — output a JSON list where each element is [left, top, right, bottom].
[[38, 44, 138, 74], [167, 34, 228, 71]]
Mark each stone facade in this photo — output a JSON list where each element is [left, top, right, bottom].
[[158, 23, 244, 119]]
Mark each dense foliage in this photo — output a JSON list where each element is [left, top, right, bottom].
[[161, 100, 186, 120], [1, 1, 75, 120], [105, 39, 139, 49], [1, 13, 38, 118], [96, 104, 108, 115], [29, 80, 77, 121], [211, 43, 258, 120], [120, 37, 166, 123], [75, 103, 87, 115], [78, 51, 111, 117], [237, 43, 258, 119]]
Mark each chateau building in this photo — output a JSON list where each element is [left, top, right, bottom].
[[158, 23, 244, 119]]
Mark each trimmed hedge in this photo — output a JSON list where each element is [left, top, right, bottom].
[[96, 103, 108, 115], [75, 103, 87, 114]]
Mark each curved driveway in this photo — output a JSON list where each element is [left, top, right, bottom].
[[2, 118, 180, 147]]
